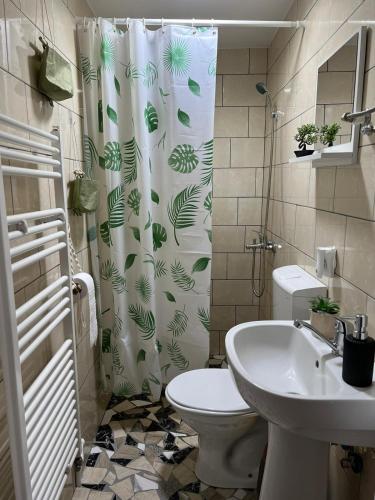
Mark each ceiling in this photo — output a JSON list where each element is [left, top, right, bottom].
[[86, 0, 295, 48]]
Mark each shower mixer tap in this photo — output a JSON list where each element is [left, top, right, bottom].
[[245, 232, 282, 254]]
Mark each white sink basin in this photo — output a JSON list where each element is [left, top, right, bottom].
[[226, 320, 375, 500]]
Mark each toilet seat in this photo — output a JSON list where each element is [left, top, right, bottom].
[[166, 368, 254, 415]]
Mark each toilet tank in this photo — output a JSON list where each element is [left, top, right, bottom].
[[272, 265, 327, 320]]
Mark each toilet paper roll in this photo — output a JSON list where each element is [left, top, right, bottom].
[[316, 246, 336, 278], [73, 272, 98, 347]]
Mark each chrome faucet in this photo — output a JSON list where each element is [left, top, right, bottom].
[[293, 319, 343, 356], [294, 314, 368, 357]]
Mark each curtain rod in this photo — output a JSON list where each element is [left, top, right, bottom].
[[77, 18, 304, 29]]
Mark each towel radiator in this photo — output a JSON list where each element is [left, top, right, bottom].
[[0, 113, 83, 499]]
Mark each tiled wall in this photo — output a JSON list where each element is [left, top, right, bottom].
[[261, 0, 375, 497], [210, 48, 267, 355], [0, 1, 107, 498]]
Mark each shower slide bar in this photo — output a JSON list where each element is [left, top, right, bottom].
[[0, 112, 83, 499]]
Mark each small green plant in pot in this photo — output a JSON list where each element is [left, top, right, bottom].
[[310, 296, 340, 340], [294, 123, 319, 157], [320, 123, 341, 147]]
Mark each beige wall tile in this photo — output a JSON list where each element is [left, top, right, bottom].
[[213, 138, 230, 168], [227, 253, 258, 280], [209, 331, 220, 355], [238, 198, 262, 226], [212, 279, 252, 305], [211, 305, 236, 330], [294, 205, 316, 257], [231, 138, 264, 168], [333, 146, 375, 220], [213, 168, 256, 197], [235, 305, 259, 323], [212, 226, 245, 253], [216, 75, 223, 106], [211, 253, 227, 279], [212, 198, 237, 225], [249, 107, 266, 137], [214, 107, 248, 137], [250, 49, 267, 74], [223, 75, 267, 106], [217, 49, 249, 74], [366, 295, 375, 340], [343, 218, 375, 298], [0, 69, 28, 139]]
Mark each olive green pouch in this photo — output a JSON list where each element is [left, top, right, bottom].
[[38, 37, 73, 102], [71, 178, 99, 215]]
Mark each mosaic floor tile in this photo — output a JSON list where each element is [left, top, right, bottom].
[[75, 363, 255, 500]]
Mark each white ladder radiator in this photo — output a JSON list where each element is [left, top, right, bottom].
[[0, 113, 83, 499]]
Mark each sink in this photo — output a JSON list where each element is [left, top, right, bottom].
[[226, 320, 375, 500]]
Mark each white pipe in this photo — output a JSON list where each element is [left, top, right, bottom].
[[26, 368, 73, 433], [25, 358, 73, 420], [20, 308, 70, 363], [34, 434, 78, 500], [52, 443, 78, 500], [23, 340, 72, 407], [16, 275, 68, 320], [11, 242, 66, 273], [10, 230, 65, 258], [1, 165, 62, 179], [78, 17, 303, 28], [33, 428, 77, 499], [30, 412, 76, 486], [17, 286, 69, 336], [7, 208, 65, 225], [9, 218, 64, 241], [0, 147, 61, 166], [19, 303, 70, 355], [29, 393, 74, 458], [0, 113, 59, 141], [0, 131, 59, 154]]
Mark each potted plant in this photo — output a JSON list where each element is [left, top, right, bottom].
[[294, 123, 319, 157], [320, 123, 341, 147], [310, 296, 340, 340]]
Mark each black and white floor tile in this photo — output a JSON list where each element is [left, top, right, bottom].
[[73, 357, 257, 500]]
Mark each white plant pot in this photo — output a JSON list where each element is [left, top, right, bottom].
[[310, 310, 337, 340]]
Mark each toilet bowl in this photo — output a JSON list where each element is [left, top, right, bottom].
[[165, 368, 267, 488]]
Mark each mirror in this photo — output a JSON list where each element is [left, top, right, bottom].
[[316, 34, 358, 148], [311, 27, 367, 166]]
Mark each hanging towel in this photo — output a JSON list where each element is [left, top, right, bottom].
[[73, 272, 98, 347]]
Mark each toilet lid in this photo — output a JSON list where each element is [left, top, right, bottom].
[[167, 369, 252, 414]]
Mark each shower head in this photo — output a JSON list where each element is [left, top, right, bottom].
[[256, 82, 269, 95]]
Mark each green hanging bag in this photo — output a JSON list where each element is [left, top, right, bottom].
[[71, 175, 99, 215], [38, 37, 74, 102]]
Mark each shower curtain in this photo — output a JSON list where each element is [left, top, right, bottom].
[[78, 19, 217, 398]]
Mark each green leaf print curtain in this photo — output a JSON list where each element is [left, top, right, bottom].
[[78, 19, 217, 398]]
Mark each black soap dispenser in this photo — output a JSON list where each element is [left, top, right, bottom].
[[342, 314, 375, 387]]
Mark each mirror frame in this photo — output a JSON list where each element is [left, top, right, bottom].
[[313, 26, 368, 167]]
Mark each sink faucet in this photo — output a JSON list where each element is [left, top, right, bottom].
[[293, 319, 343, 356], [293, 314, 368, 357]]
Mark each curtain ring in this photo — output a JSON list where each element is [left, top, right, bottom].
[[161, 17, 165, 33], [143, 17, 146, 32], [192, 17, 196, 34], [126, 17, 130, 30]]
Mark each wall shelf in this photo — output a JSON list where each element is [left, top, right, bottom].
[[289, 144, 357, 168]]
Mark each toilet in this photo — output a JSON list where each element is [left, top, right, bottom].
[[166, 265, 327, 488]]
